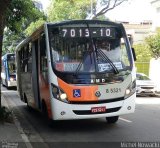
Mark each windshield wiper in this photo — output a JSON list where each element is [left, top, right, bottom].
[[74, 50, 93, 76], [96, 48, 119, 74], [86, 23, 119, 74], [75, 23, 119, 75]]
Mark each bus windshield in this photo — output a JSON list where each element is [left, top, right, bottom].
[[48, 23, 131, 74], [7, 54, 16, 75]]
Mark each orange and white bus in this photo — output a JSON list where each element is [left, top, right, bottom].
[[16, 20, 136, 124]]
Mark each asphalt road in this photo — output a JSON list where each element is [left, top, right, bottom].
[[1, 85, 160, 148]]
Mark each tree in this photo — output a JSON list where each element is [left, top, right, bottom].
[[89, 0, 129, 19], [24, 18, 45, 36], [48, 0, 95, 21], [0, 0, 11, 108], [2, 29, 24, 54], [47, 0, 129, 21], [145, 29, 160, 59], [134, 43, 151, 62], [0, 0, 45, 107]]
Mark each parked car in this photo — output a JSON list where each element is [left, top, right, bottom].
[[136, 73, 156, 96]]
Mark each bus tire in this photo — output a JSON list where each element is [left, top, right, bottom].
[[5, 79, 9, 89], [42, 101, 53, 127], [106, 116, 119, 124], [24, 94, 32, 110]]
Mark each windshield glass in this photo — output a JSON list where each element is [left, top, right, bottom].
[[49, 24, 131, 74], [7, 55, 16, 75]]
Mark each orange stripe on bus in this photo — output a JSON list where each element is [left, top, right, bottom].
[[58, 78, 98, 102]]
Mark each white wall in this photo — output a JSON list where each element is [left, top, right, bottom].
[[149, 58, 160, 91]]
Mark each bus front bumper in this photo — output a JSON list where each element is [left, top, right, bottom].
[[8, 80, 17, 87], [51, 93, 136, 120]]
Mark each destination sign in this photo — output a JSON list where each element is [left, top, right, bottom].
[[60, 27, 116, 38]]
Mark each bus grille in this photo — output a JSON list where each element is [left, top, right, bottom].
[[69, 97, 124, 105]]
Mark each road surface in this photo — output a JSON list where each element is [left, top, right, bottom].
[[1, 85, 160, 148]]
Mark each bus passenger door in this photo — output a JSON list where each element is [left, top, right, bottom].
[[31, 39, 41, 109]]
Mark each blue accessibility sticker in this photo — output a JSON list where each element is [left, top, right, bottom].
[[73, 89, 81, 98]]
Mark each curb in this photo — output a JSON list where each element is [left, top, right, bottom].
[[1, 93, 14, 124]]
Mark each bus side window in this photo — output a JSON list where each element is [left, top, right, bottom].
[[28, 42, 32, 72], [40, 34, 48, 83]]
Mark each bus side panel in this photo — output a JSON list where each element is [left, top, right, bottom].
[[21, 72, 34, 104], [1, 58, 6, 86], [4, 58, 9, 86]]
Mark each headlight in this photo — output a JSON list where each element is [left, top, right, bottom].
[[125, 80, 136, 99], [51, 84, 68, 103], [10, 77, 14, 81], [60, 93, 67, 100]]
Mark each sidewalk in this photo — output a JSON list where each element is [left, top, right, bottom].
[[0, 94, 24, 143]]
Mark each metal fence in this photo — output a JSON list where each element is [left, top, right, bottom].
[[135, 62, 150, 76]]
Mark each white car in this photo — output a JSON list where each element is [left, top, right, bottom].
[[136, 73, 156, 96]]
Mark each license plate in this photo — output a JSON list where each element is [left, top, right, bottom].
[[91, 106, 106, 113]]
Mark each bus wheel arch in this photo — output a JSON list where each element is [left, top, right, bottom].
[[41, 100, 49, 118], [41, 99, 53, 126]]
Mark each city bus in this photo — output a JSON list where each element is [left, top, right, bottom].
[[16, 20, 136, 124], [1, 53, 17, 88]]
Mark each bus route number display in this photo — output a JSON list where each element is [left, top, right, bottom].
[[61, 27, 115, 38]]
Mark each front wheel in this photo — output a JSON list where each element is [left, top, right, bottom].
[[106, 116, 119, 124]]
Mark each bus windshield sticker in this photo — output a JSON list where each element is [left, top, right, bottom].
[[98, 62, 123, 72], [56, 63, 81, 72]]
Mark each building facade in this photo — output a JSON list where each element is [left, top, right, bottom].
[[122, 22, 152, 45]]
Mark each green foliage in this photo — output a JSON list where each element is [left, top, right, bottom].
[[2, 0, 46, 54], [6, 0, 46, 33], [145, 31, 160, 59], [2, 29, 24, 54], [135, 62, 149, 76], [24, 19, 45, 36], [133, 43, 152, 62], [0, 106, 12, 123], [47, 0, 96, 21], [133, 43, 151, 75]]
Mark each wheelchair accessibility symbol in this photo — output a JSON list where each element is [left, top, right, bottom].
[[73, 89, 81, 98]]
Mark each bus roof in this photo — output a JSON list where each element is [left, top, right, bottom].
[[46, 19, 123, 27]]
